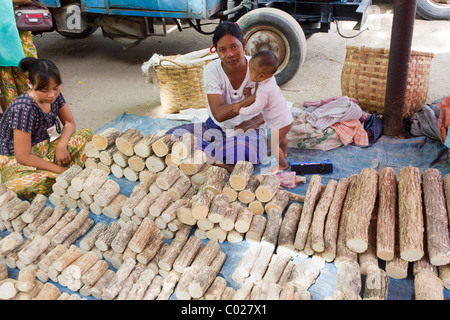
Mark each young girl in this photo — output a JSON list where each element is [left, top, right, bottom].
[[233, 50, 294, 170], [0, 57, 93, 199]]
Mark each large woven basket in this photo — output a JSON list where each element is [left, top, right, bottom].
[[341, 46, 434, 119], [155, 56, 211, 114]]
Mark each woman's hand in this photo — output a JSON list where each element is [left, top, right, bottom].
[[235, 114, 265, 132], [54, 143, 71, 167]]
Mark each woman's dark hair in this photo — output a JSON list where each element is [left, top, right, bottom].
[[18, 57, 62, 91], [212, 21, 245, 48]]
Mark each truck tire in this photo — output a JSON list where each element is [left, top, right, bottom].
[[236, 8, 307, 85], [416, 0, 450, 20]]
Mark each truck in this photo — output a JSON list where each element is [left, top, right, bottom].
[[38, 0, 372, 85]]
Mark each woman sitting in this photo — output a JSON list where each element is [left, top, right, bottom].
[[0, 57, 93, 199], [166, 21, 268, 172]]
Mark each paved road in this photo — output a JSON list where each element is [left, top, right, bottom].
[[32, 1, 450, 130]]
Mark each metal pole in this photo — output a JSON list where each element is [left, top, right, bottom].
[[383, 0, 417, 137]]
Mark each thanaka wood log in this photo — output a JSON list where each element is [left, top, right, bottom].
[[149, 183, 162, 196], [16, 266, 36, 293], [376, 167, 397, 261], [145, 155, 166, 173], [111, 221, 138, 253], [161, 198, 190, 223], [102, 257, 136, 300], [227, 229, 243, 243], [95, 221, 121, 251], [168, 218, 182, 232], [151, 134, 177, 157], [229, 161, 254, 191], [132, 170, 157, 194], [64, 251, 98, 280], [206, 225, 227, 243], [191, 189, 215, 220], [0, 189, 17, 208], [136, 230, 164, 264], [51, 209, 90, 246], [158, 225, 192, 271], [277, 203, 302, 256], [439, 264, 450, 290], [115, 128, 143, 156], [250, 242, 274, 281], [173, 235, 202, 273], [93, 179, 120, 207], [99, 145, 119, 166], [265, 189, 289, 214], [262, 208, 282, 249], [358, 209, 378, 275], [321, 179, 349, 261], [89, 269, 115, 299], [0, 232, 24, 257], [345, 168, 378, 253], [51, 182, 67, 196], [248, 200, 265, 216], [122, 189, 147, 217], [128, 217, 159, 254], [245, 214, 267, 244], [398, 166, 424, 262], [362, 265, 389, 300], [177, 204, 196, 226], [102, 193, 128, 219], [127, 268, 156, 300], [234, 207, 254, 234], [413, 251, 438, 276], [415, 271, 444, 300], [255, 174, 280, 203], [80, 259, 109, 287], [190, 163, 211, 186], [149, 191, 173, 218], [222, 180, 237, 202], [19, 194, 47, 225], [203, 165, 228, 196], [79, 190, 93, 205], [221, 286, 236, 300], [156, 270, 180, 300], [18, 235, 50, 265], [190, 239, 221, 272], [37, 244, 67, 273], [333, 259, 362, 300], [204, 276, 227, 300], [309, 179, 338, 253], [422, 168, 450, 265], [219, 203, 239, 231], [233, 278, 254, 300], [85, 141, 99, 158], [123, 167, 139, 182], [63, 218, 93, 247], [168, 175, 191, 201], [0, 262, 7, 281], [55, 165, 83, 189], [263, 251, 291, 284], [82, 169, 108, 196], [207, 194, 230, 223], [156, 165, 181, 191], [335, 175, 358, 265], [278, 260, 295, 286], [179, 150, 208, 176], [293, 175, 322, 251], [52, 244, 82, 272], [142, 275, 164, 300], [188, 251, 226, 299], [70, 168, 93, 192], [0, 197, 30, 222], [78, 222, 107, 252], [231, 244, 261, 284], [92, 127, 120, 150], [33, 282, 61, 300], [112, 151, 129, 168], [115, 264, 145, 300], [171, 132, 197, 161], [134, 133, 159, 158]]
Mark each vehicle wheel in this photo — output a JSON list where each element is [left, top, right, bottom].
[[236, 8, 307, 85], [416, 0, 450, 20], [57, 26, 98, 39]]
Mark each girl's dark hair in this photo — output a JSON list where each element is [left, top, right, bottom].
[[18, 57, 62, 91], [212, 21, 245, 48]]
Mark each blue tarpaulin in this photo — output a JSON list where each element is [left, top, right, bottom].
[[2, 113, 449, 300]]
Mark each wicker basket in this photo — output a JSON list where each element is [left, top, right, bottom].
[[341, 46, 434, 119], [155, 56, 212, 114]]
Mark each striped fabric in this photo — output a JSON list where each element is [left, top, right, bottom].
[[330, 119, 369, 147]]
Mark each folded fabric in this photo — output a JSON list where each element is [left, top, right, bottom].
[[330, 119, 369, 147], [363, 114, 383, 146], [306, 96, 363, 130], [409, 103, 441, 141], [438, 96, 450, 144], [303, 96, 360, 108]]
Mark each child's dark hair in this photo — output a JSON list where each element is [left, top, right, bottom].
[[19, 57, 62, 91], [212, 21, 245, 49], [252, 50, 279, 75]]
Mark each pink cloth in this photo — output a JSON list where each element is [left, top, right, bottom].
[[239, 76, 293, 130]]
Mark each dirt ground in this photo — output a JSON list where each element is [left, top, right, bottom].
[[32, 0, 450, 131]]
